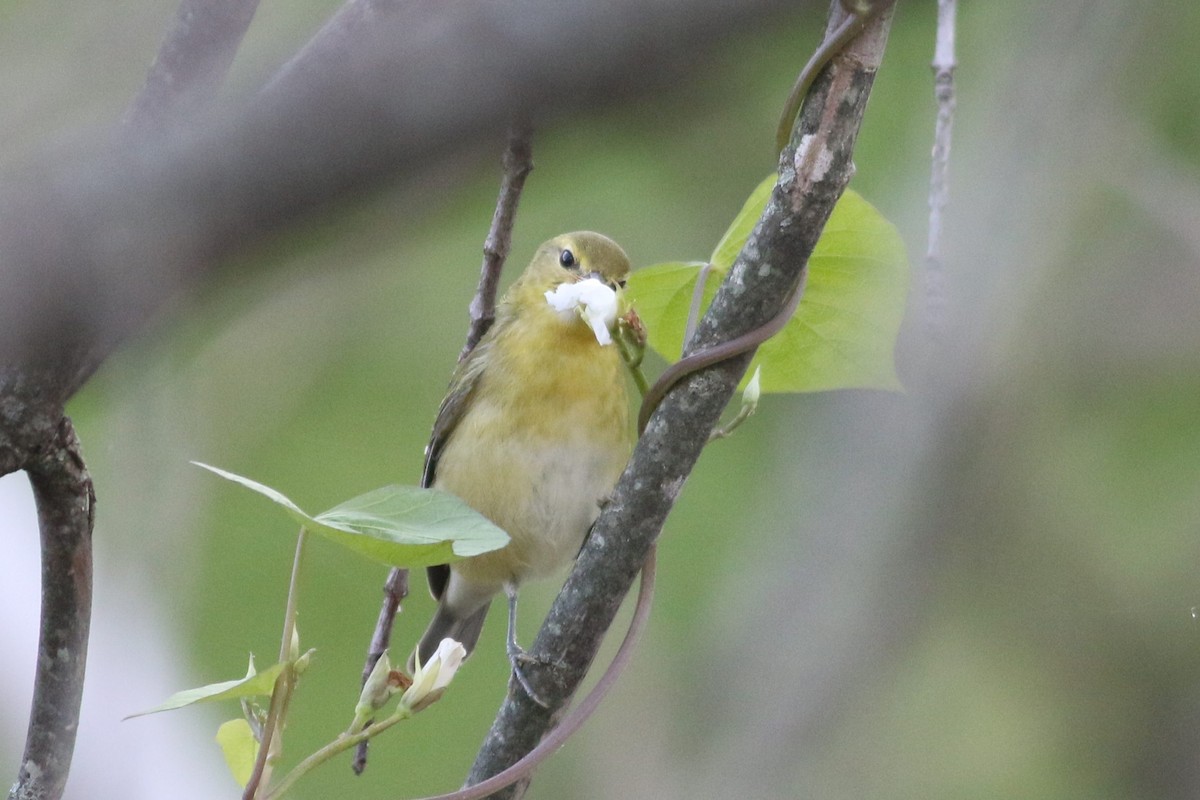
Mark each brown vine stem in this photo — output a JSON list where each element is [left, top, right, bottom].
[[407, 550, 656, 800]]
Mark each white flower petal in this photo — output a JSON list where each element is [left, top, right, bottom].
[[544, 278, 618, 346], [400, 638, 467, 712]]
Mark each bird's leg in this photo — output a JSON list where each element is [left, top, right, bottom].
[[505, 583, 550, 708]]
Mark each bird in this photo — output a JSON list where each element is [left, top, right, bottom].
[[409, 231, 636, 700]]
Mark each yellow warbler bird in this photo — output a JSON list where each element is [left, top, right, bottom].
[[410, 231, 636, 696]]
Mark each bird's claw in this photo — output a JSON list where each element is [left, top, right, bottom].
[[507, 643, 552, 708]]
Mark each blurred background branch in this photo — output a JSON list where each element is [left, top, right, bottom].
[[4, 0, 1200, 798], [924, 0, 955, 348], [124, 0, 262, 130], [0, 0, 797, 398], [6, 1, 260, 795]]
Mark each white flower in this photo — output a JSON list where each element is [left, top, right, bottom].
[[400, 638, 467, 712], [544, 278, 619, 346]]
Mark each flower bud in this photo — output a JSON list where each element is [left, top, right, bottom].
[[351, 652, 394, 733], [743, 366, 762, 409]]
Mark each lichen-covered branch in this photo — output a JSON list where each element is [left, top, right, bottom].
[[463, 5, 894, 797]]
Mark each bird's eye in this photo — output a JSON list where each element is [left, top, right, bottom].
[[618, 279, 627, 289], [559, 249, 577, 269]]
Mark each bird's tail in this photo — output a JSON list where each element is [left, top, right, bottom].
[[409, 599, 490, 673]]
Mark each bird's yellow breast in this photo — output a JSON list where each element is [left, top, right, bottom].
[[433, 286, 631, 591]]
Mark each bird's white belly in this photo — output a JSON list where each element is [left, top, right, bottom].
[[514, 441, 615, 576], [437, 435, 623, 590]]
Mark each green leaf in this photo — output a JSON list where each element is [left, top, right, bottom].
[[192, 463, 312, 526], [216, 719, 258, 788], [625, 180, 909, 393], [709, 174, 776, 271], [754, 189, 909, 392], [312, 485, 511, 566], [192, 463, 510, 567], [624, 261, 719, 359], [126, 660, 286, 718]]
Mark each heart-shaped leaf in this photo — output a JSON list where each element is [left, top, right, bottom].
[[625, 179, 908, 392]]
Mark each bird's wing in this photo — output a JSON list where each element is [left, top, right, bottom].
[[422, 319, 503, 600]]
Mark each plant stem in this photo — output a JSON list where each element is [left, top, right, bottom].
[[243, 527, 309, 799], [616, 329, 649, 399], [265, 706, 412, 800], [278, 527, 308, 663]]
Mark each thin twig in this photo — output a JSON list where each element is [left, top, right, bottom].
[[925, 0, 957, 350], [125, 0, 262, 130], [354, 123, 535, 775], [462, 121, 535, 360], [243, 528, 309, 799], [351, 568, 408, 775], [8, 418, 94, 800]]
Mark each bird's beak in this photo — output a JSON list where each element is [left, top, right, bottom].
[[583, 270, 623, 292]]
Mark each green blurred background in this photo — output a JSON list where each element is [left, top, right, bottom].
[[3, 1, 1200, 798]]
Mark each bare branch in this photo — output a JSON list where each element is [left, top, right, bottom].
[[463, 5, 895, 797], [925, 0, 957, 348], [8, 4, 259, 796], [0, 0, 797, 408], [351, 567, 408, 775], [125, 0, 262, 129], [462, 122, 535, 360], [8, 418, 94, 800], [354, 120, 534, 775]]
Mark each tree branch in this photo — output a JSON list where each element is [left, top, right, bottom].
[[124, 0, 263, 130], [6, 5, 258, 798], [462, 121, 535, 359], [7, 418, 95, 800], [353, 120, 534, 775], [0, 0, 798, 406], [463, 4, 894, 797]]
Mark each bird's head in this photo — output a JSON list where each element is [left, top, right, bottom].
[[523, 231, 631, 292]]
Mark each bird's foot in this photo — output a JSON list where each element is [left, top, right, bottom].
[[506, 642, 553, 708]]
